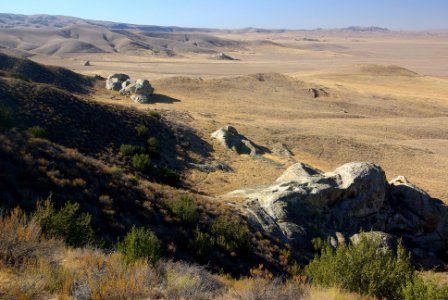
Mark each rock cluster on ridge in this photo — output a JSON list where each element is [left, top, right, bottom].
[[106, 74, 154, 103]]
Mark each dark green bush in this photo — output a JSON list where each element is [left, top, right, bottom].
[[305, 235, 414, 300], [147, 137, 160, 157], [28, 125, 47, 139], [119, 144, 145, 157], [190, 227, 215, 259], [132, 153, 152, 172], [211, 217, 250, 254], [118, 226, 160, 264], [148, 110, 161, 119], [0, 104, 12, 129], [8, 73, 30, 81], [136, 125, 150, 137], [158, 167, 181, 187], [36, 199, 94, 247], [165, 196, 198, 224]]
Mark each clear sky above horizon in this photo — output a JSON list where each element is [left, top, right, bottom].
[[1, 0, 447, 30]]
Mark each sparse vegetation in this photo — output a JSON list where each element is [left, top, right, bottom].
[[211, 216, 250, 255], [119, 144, 145, 156], [305, 235, 417, 300], [158, 167, 181, 186], [132, 153, 152, 172], [147, 136, 160, 157], [0, 104, 12, 129], [148, 110, 161, 119], [28, 125, 47, 138], [118, 226, 160, 264], [190, 228, 215, 259], [165, 195, 199, 224], [136, 124, 150, 137], [36, 199, 94, 247]]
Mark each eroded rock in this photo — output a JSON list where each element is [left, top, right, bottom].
[[229, 161, 448, 261], [129, 79, 154, 104], [106, 73, 130, 91], [211, 126, 264, 156]]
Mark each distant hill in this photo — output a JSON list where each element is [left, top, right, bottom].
[[0, 13, 399, 58], [343, 26, 389, 32], [0, 13, 246, 57]]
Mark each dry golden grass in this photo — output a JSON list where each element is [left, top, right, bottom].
[[30, 29, 448, 202], [0, 208, 382, 300]]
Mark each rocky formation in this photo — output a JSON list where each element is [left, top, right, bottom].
[[106, 74, 154, 103], [106, 73, 130, 91], [120, 79, 134, 92], [130, 79, 154, 104], [308, 87, 329, 98], [84, 60, 91, 66], [211, 52, 237, 61], [188, 162, 233, 173], [271, 142, 294, 158], [211, 126, 264, 156], [229, 161, 448, 262]]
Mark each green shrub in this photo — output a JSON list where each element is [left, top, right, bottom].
[[136, 125, 150, 137], [305, 235, 414, 300], [36, 199, 94, 247], [158, 167, 181, 186], [190, 227, 215, 259], [165, 196, 198, 224], [120, 144, 145, 157], [211, 217, 250, 254], [402, 276, 448, 300], [311, 237, 325, 252], [148, 110, 161, 119], [28, 125, 47, 139], [147, 137, 160, 157], [8, 73, 30, 81], [0, 104, 12, 129], [118, 226, 160, 264], [132, 153, 152, 172]]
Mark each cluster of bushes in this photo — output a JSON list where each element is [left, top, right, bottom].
[[0, 207, 226, 299], [35, 199, 94, 247], [305, 235, 448, 300], [165, 195, 199, 224], [191, 216, 250, 259], [163, 196, 250, 259], [120, 124, 180, 186]]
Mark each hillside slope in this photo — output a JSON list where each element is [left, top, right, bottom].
[[0, 53, 292, 276]]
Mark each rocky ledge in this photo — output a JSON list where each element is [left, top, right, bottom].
[[228, 161, 448, 265]]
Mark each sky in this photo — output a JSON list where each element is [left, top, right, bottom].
[[1, 0, 448, 30]]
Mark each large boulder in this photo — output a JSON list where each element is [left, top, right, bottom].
[[106, 73, 130, 91], [211, 126, 263, 156], [130, 79, 154, 104], [231, 162, 387, 244], [388, 176, 448, 251], [230, 160, 448, 261]]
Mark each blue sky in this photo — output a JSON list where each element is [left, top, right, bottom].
[[1, 0, 447, 30]]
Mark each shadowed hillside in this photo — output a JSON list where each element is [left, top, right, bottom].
[[0, 52, 93, 93]]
